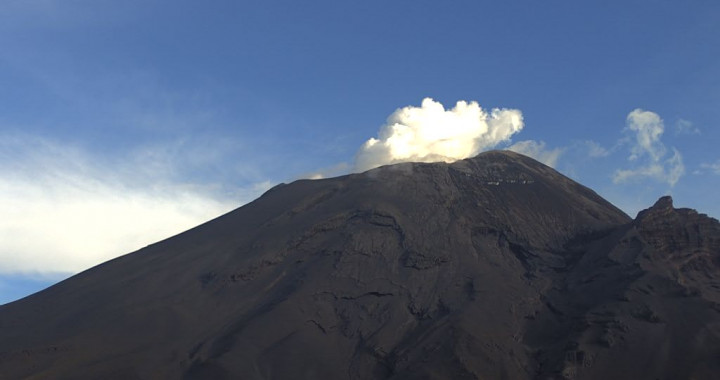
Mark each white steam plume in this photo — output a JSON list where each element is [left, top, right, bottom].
[[354, 98, 523, 171]]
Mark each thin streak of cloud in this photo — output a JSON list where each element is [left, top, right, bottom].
[[700, 160, 720, 175], [582, 140, 611, 158], [301, 162, 351, 180], [507, 140, 563, 168], [674, 118, 700, 135]]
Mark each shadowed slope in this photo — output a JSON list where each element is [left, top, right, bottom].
[[1, 151, 718, 379]]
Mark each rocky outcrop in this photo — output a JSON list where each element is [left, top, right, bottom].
[[636, 195, 720, 261]]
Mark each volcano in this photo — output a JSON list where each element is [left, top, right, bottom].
[[1, 151, 719, 379]]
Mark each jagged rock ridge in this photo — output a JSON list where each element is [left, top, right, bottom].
[[0, 150, 718, 379]]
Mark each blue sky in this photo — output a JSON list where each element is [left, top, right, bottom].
[[1, 0, 719, 305]]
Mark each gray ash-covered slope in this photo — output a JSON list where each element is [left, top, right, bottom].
[[1, 150, 719, 379]]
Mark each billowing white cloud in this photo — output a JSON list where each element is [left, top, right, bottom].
[[507, 140, 563, 168], [613, 109, 684, 186], [0, 136, 269, 275], [354, 98, 523, 171]]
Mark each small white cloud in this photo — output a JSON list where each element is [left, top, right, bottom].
[[354, 98, 523, 171], [613, 109, 684, 186], [626, 109, 666, 161], [675, 118, 700, 135], [507, 140, 563, 168]]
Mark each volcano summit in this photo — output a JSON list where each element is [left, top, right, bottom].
[[1, 151, 719, 379]]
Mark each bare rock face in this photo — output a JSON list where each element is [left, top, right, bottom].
[[636, 195, 720, 264], [0, 151, 719, 380], [524, 194, 720, 380]]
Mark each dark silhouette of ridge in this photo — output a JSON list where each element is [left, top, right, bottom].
[[1, 150, 719, 379]]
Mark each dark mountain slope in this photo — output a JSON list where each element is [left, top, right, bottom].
[[0, 151, 718, 379], [523, 195, 720, 379]]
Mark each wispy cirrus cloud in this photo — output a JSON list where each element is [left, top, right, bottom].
[[0, 134, 270, 275], [582, 140, 611, 158], [700, 160, 720, 175], [507, 140, 563, 168], [674, 118, 700, 135]]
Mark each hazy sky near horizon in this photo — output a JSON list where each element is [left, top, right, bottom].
[[1, 0, 719, 304]]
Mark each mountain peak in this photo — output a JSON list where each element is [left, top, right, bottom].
[[634, 194, 720, 261], [652, 195, 674, 210], [635, 195, 675, 222], [1, 152, 718, 379]]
